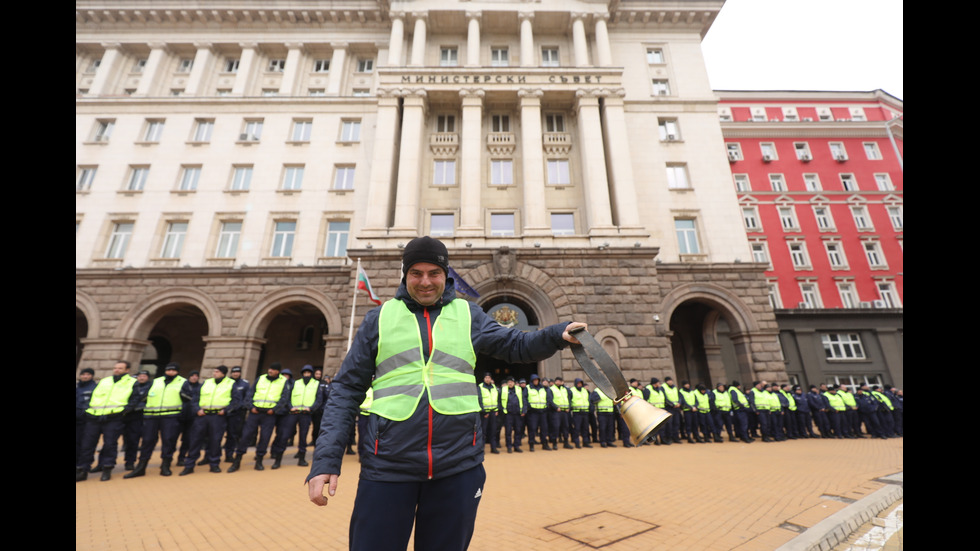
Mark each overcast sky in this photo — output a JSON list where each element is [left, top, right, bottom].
[[701, 0, 904, 100]]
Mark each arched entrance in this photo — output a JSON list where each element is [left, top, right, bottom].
[[475, 296, 541, 384], [137, 304, 209, 377], [256, 302, 328, 374]]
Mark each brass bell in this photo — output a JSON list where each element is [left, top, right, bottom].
[[619, 394, 672, 446]]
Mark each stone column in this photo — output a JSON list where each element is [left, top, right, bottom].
[[519, 13, 535, 67], [76, 338, 151, 379], [201, 336, 266, 381], [575, 89, 615, 233], [410, 13, 428, 66], [519, 88, 549, 235], [600, 89, 641, 230], [134, 43, 167, 96], [387, 12, 406, 67], [279, 43, 304, 95], [458, 89, 485, 235], [184, 42, 213, 95], [391, 90, 428, 234], [571, 14, 590, 67], [89, 43, 122, 96], [232, 43, 257, 96], [362, 90, 403, 236], [466, 11, 481, 67], [327, 43, 348, 95], [595, 14, 613, 67]]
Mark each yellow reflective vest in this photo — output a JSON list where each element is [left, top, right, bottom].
[[645, 385, 666, 408], [480, 384, 499, 412], [500, 385, 523, 414], [713, 388, 732, 411], [86, 375, 137, 416], [570, 386, 591, 411], [594, 388, 614, 413], [252, 374, 287, 409], [291, 378, 320, 409], [144, 375, 186, 416], [199, 376, 235, 410]]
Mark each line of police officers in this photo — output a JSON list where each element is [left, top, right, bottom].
[[76, 360, 331, 482]]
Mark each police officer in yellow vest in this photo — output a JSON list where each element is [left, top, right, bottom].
[[276, 365, 323, 468], [228, 362, 291, 472], [823, 385, 846, 438], [179, 365, 240, 475], [477, 372, 500, 454], [77, 360, 142, 482], [710, 382, 736, 442], [569, 378, 593, 448], [123, 362, 187, 479], [548, 376, 574, 449], [306, 236, 586, 551], [499, 376, 526, 453], [591, 386, 617, 447], [644, 378, 671, 445]]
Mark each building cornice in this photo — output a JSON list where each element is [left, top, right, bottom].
[[76, 1, 391, 27], [721, 121, 896, 139]]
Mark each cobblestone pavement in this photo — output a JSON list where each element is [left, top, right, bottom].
[[76, 436, 903, 551]]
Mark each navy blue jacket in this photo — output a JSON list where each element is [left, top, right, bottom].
[[855, 392, 880, 413], [793, 393, 811, 413], [308, 278, 570, 483], [806, 391, 827, 411], [76, 379, 97, 420]]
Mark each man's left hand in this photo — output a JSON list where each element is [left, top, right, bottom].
[[562, 322, 588, 344]]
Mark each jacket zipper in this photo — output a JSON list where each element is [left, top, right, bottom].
[[424, 307, 434, 479]]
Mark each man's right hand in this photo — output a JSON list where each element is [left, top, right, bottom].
[[308, 473, 339, 506]]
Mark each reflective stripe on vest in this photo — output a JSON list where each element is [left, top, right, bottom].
[[200, 377, 234, 410], [680, 389, 698, 410], [732, 389, 749, 409], [481, 384, 499, 412], [713, 388, 732, 411], [780, 390, 797, 411], [291, 378, 320, 408], [527, 387, 547, 410], [501, 385, 523, 414], [645, 385, 666, 407], [871, 391, 894, 410], [552, 386, 570, 408], [360, 387, 373, 415], [144, 376, 186, 416], [663, 384, 680, 405], [766, 391, 781, 411], [253, 374, 287, 409], [751, 388, 769, 411], [571, 386, 590, 411], [86, 375, 136, 416], [372, 299, 478, 421], [594, 388, 614, 413], [824, 392, 846, 411]]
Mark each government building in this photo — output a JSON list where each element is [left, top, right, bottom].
[[78, 0, 824, 389]]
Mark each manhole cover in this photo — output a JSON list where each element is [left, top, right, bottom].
[[546, 511, 658, 548]]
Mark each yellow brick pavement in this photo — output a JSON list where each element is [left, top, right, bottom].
[[76, 436, 903, 551]]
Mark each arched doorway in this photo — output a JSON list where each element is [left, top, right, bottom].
[[669, 301, 738, 387], [138, 304, 208, 377], [476, 296, 541, 384], [256, 302, 328, 374]]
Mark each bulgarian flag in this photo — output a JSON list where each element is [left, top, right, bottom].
[[356, 260, 382, 305]]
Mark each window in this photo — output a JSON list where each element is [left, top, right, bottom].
[[794, 143, 812, 160], [170, 89, 184, 97], [652, 80, 670, 96], [544, 114, 565, 133], [356, 59, 374, 73], [436, 115, 456, 133], [547, 160, 570, 185], [334, 166, 356, 190], [840, 174, 857, 191], [86, 59, 101, 73], [666, 164, 691, 190], [825, 241, 847, 269], [887, 206, 903, 230], [760, 143, 777, 161], [821, 334, 866, 360], [440, 47, 458, 67], [779, 207, 798, 230], [309, 89, 326, 97], [160, 222, 188, 258], [433, 160, 456, 186], [231, 166, 252, 191], [659, 119, 680, 141], [261, 89, 278, 96], [734, 174, 750, 192], [782, 107, 799, 121], [267, 59, 286, 72], [105, 222, 134, 259], [674, 219, 700, 254], [877, 281, 901, 308], [242, 120, 263, 141], [803, 174, 821, 191], [818, 108, 832, 121], [292, 120, 312, 142], [742, 207, 760, 230], [491, 115, 510, 133], [270, 221, 296, 257], [799, 282, 822, 308], [224, 58, 240, 73], [352, 89, 372, 97], [177, 58, 193, 73], [325, 221, 350, 257], [751, 242, 769, 264], [193, 119, 214, 142], [490, 213, 515, 237], [143, 120, 165, 142], [132, 59, 147, 73], [849, 108, 867, 121], [646, 48, 664, 64], [215, 221, 241, 258], [851, 206, 873, 230], [282, 166, 304, 191], [340, 120, 361, 142], [751, 108, 766, 122], [313, 59, 330, 72], [127, 166, 150, 191], [178, 166, 201, 191], [541, 47, 559, 67], [863, 142, 882, 160], [837, 282, 858, 308], [551, 213, 575, 236], [789, 241, 811, 269], [829, 142, 848, 161], [77, 167, 97, 191], [491, 160, 513, 186], [217, 89, 232, 96], [863, 241, 885, 268], [430, 214, 455, 237], [491, 48, 509, 67], [93, 119, 114, 142], [767, 281, 782, 308], [769, 174, 786, 191], [727, 143, 743, 161], [875, 174, 894, 191], [813, 206, 834, 231]]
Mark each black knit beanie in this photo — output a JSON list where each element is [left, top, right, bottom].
[[402, 236, 449, 275]]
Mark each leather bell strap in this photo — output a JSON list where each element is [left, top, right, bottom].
[[568, 327, 630, 402]]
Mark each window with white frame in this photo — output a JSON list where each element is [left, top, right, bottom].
[[718, 107, 733, 122], [334, 166, 356, 190], [242, 120, 263, 141], [829, 142, 847, 161], [491, 47, 509, 67], [767, 281, 782, 308], [340, 120, 361, 142], [837, 281, 858, 308], [282, 166, 305, 191], [490, 213, 516, 237], [760, 143, 777, 161], [727, 143, 743, 161], [544, 114, 565, 133], [352, 89, 372, 97], [127, 166, 150, 191], [840, 174, 857, 191], [813, 206, 834, 231], [356, 58, 374, 73], [541, 47, 559, 67], [433, 160, 456, 186], [551, 213, 575, 236], [659, 119, 680, 141], [849, 108, 867, 121], [794, 143, 812, 160], [734, 174, 750, 192], [769, 174, 786, 191], [215, 221, 242, 258], [652, 79, 670, 96], [646, 47, 665, 64], [491, 114, 510, 133], [887, 206, 903, 230], [309, 89, 326, 97], [674, 219, 700, 254], [821, 333, 866, 360], [751, 108, 766, 122], [224, 58, 240, 73], [751, 242, 769, 264], [824, 241, 847, 269], [803, 173, 821, 191], [436, 115, 456, 133], [666, 165, 691, 190], [160, 221, 188, 258], [851, 205, 873, 230], [93, 119, 115, 142], [143, 120, 165, 142], [430, 214, 455, 237], [491, 160, 513, 186], [874, 174, 894, 191], [292, 120, 312, 142], [788, 241, 811, 269], [261, 89, 278, 97], [863, 142, 882, 160], [178, 166, 201, 191], [177, 58, 193, 73], [313, 59, 330, 73], [270, 221, 296, 257], [267, 59, 285, 72], [779, 206, 798, 230], [863, 240, 886, 268], [105, 222, 134, 259], [876, 281, 901, 308], [77, 167, 97, 191], [325, 221, 350, 257], [547, 159, 570, 185], [231, 166, 252, 191], [440, 47, 459, 67], [817, 107, 832, 121], [799, 282, 821, 308], [742, 207, 760, 230], [193, 119, 214, 142], [782, 107, 799, 121]]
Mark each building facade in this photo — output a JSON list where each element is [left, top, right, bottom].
[[718, 90, 903, 389], [76, 0, 786, 387]]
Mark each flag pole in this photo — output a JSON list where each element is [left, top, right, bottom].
[[347, 258, 359, 352]]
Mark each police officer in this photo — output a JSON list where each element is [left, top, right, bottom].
[[122, 370, 152, 470], [885, 386, 903, 437], [778, 383, 799, 439], [678, 381, 702, 443], [277, 365, 323, 468], [228, 362, 290, 472], [77, 361, 142, 481], [124, 362, 187, 478], [695, 384, 719, 443], [569, 378, 593, 448], [661, 377, 683, 444], [176, 370, 201, 466], [180, 366, 239, 475], [748, 381, 773, 442], [76, 368, 97, 465], [311, 371, 331, 449], [644, 378, 671, 445], [728, 381, 753, 443], [499, 376, 525, 453], [548, 377, 573, 449], [525, 374, 551, 451], [856, 385, 886, 438], [591, 386, 616, 447], [870, 386, 897, 437], [477, 372, 500, 455], [223, 366, 250, 462], [838, 384, 859, 438], [806, 385, 831, 438], [792, 385, 816, 438], [710, 382, 735, 442], [823, 385, 846, 438]]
